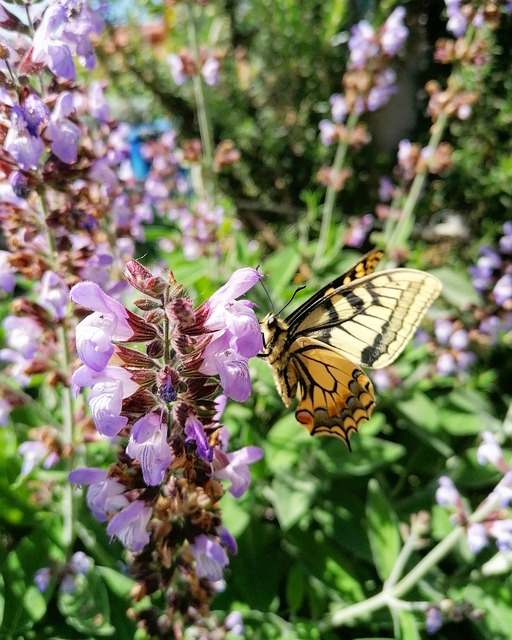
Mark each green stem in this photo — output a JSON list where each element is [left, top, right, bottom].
[[383, 520, 421, 589], [313, 110, 359, 268], [321, 492, 500, 631], [385, 112, 448, 256], [38, 192, 76, 549], [185, 2, 216, 211], [58, 324, 76, 548]]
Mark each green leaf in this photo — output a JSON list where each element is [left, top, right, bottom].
[[58, 571, 114, 636], [366, 478, 401, 581], [1, 529, 61, 636], [0, 570, 4, 629], [396, 609, 421, 640], [460, 581, 512, 639], [327, 437, 406, 477], [430, 266, 481, 308], [439, 409, 485, 435], [286, 563, 306, 613], [264, 413, 312, 474], [221, 492, 251, 537], [96, 566, 135, 598], [261, 246, 302, 300], [396, 392, 439, 432], [265, 474, 317, 530]]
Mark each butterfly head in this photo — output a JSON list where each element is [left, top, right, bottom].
[[260, 312, 288, 355]]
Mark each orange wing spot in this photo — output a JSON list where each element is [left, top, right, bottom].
[[296, 408, 314, 434]]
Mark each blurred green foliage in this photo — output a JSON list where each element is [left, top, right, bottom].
[[2, 1, 512, 639]]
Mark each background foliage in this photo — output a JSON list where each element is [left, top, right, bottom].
[[1, 1, 512, 639]]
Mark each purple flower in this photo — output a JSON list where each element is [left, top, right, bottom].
[[34, 567, 51, 592], [477, 431, 506, 471], [379, 177, 395, 202], [466, 523, 488, 553], [445, 1, 468, 37], [499, 222, 512, 254], [367, 69, 397, 111], [88, 81, 110, 123], [9, 171, 30, 199], [492, 472, 512, 507], [202, 57, 220, 86], [126, 413, 172, 485], [184, 415, 213, 462], [449, 328, 468, 350], [46, 92, 81, 164], [329, 94, 348, 123], [493, 274, 512, 308], [88, 378, 128, 436], [435, 476, 460, 508], [107, 500, 152, 552], [381, 7, 408, 56], [348, 20, 378, 68], [69, 551, 91, 575], [70, 281, 134, 371], [214, 443, 263, 498], [2, 315, 42, 359], [0, 250, 15, 293], [319, 119, 337, 147], [225, 611, 244, 637], [38, 271, 69, 319], [167, 53, 186, 85], [3, 105, 45, 171], [0, 397, 12, 426], [60, 574, 77, 594], [426, 607, 442, 635], [434, 318, 454, 345], [32, 3, 75, 79], [199, 268, 263, 401], [18, 440, 57, 477], [190, 534, 229, 582], [344, 213, 374, 248], [31, 0, 103, 79], [436, 352, 455, 375], [489, 519, 512, 552], [218, 525, 238, 555], [69, 467, 128, 522]]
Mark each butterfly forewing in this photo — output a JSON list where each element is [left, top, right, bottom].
[[290, 269, 442, 369], [285, 249, 384, 329]]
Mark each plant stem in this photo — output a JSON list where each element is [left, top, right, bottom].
[[313, 110, 358, 269], [38, 192, 76, 549], [320, 491, 501, 631], [385, 111, 448, 256], [185, 1, 216, 212]]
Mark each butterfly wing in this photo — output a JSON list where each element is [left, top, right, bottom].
[[262, 251, 441, 446], [290, 337, 375, 446], [285, 249, 384, 328], [288, 268, 442, 369]]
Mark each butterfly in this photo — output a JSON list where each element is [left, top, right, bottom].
[[260, 249, 442, 448]]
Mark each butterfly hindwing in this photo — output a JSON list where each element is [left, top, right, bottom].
[[290, 338, 375, 446]]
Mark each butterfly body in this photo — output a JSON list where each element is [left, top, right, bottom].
[[260, 250, 442, 447]]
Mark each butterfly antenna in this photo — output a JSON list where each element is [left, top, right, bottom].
[[257, 267, 275, 312], [277, 284, 306, 316]]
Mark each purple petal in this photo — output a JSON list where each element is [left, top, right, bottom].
[[107, 500, 152, 551]]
